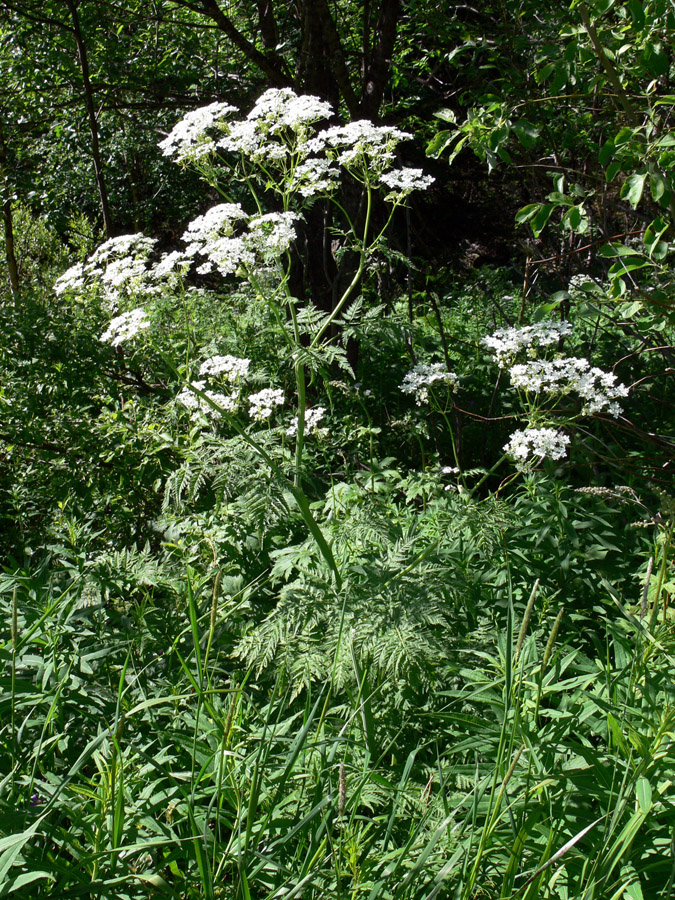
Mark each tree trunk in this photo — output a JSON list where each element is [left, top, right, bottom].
[[0, 122, 19, 300], [64, 0, 114, 238]]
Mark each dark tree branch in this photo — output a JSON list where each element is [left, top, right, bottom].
[[0, 121, 19, 300], [169, 0, 291, 86], [310, 0, 359, 115], [257, 0, 278, 51], [360, 0, 399, 118], [63, 0, 114, 237]]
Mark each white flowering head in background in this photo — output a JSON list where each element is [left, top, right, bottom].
[[99, 307, 150, 347], [509, 357, 628, 417], [483, 319, 573, 368], [177, 381, 239, 421], [504, 427, 571, 470], [400, 363, 459, 405], [287, 406, 327, 437], [379, 167, 435, 201], [55, 233, 158, 303], [159, 101, 237, 163], [199, 355, 250, 382], [309, 120, 412, 175], [248, 388, 285, 421], [54, 262, 86, 296]]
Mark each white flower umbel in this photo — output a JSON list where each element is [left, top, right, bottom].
[[400, 363, 459, 405], [289, 158, 339, 198], [483, 319, 573, 368], [199, 355, 250, 382], [247, 88, 333, 131], [150, 250, 192, 280], [88, 234, 157, 267], [159, 101, 237, 162], [286, 406, 327, 437], [100, 256, 149, 289], [246, 212, 299, 261], [100, 307, 150, 347], [248, 388, 285, 421], [504, 427, 571, 468], [509, 357, 628, 417], [217, 90, 333, 165], [54, 262, 86, 296], [379, 167, 435, 199], [182, 204, 253, 275], [310, 121, 412, 172], [177, 381, 239, 420], [182, 204, 248, 246]]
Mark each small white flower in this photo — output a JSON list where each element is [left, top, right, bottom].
[[159, 102, 237, 162], [441, 465, 460, 475], [379, 167, 434, 198], [508, 357, 628, 416], [286, 406, 327, 436], [504, 427, 570, 469], [100, 308, 150, 347], [483, 320, 573, 367], [248, 388, 284, 421], [400, 363, 459, 405], [199, 355, 250, 381]]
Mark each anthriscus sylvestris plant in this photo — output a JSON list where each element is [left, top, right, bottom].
[[482, 318, 629, 472], [54, 88, 436, 583]]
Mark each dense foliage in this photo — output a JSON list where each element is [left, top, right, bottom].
[[1, 1, 674, 898]]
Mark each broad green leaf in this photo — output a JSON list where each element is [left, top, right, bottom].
[[636, 776, 652, 813], [620, 173, 646, 208]]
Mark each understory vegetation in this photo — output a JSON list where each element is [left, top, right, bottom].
[[1, 1, 675, 898]]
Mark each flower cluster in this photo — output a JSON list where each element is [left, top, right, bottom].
[[509, 357, 628, 416], [54, 262, 86, 296], [286, 406, 327, 437], [309, 121, 412, 173], [159, 101, 236, 162], [379, 167, 435, 199], [215, 89, 333, 166], [483, 319, 573, 367], [54, 233, 158, 302], [504, 427, 571, 468], [248, 388, 284, 421], [247, 88, 333, 132], [177, 381, 239, 420], [99, 307, 150, 347], [400, 363, 459, 405], [289, 158, 340, 197], [199, 355, 250, 381], [181, 204, 297, 275]]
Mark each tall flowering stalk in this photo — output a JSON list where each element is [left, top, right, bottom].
[[56, 88, 435, 582]]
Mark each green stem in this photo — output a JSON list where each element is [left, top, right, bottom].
[[310, 183, 374, 349], [164, 351, 342, 587]]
